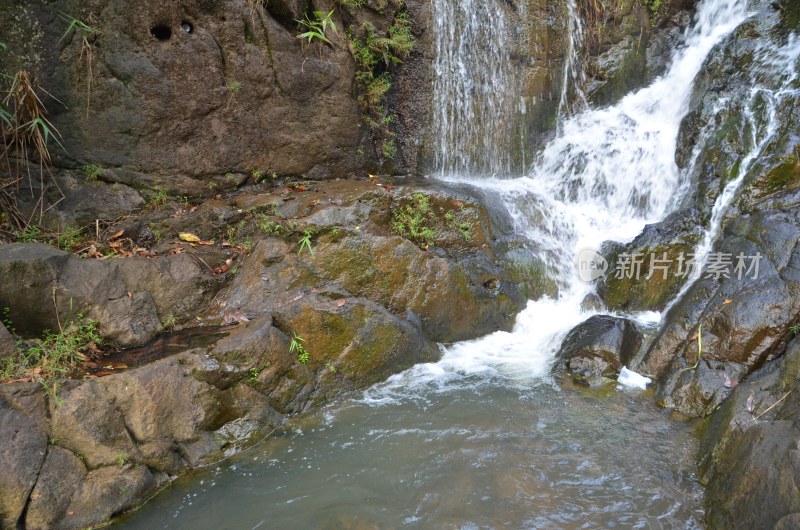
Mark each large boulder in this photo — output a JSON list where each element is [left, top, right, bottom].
[[597, 208, 705, 311], [0, 243, 220, 346], [0, 394, 48, 530], [698, 338, 800, 529], [555, 315, 643, 385]]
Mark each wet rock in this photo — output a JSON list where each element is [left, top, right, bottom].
[[59, 465, 155, 530], [49, 380, 141, 469], [698, 338, 800, 528], [25, 447, 87, 530], [0, 394, 48, 530], [0, 243, 220, 346], [644, 205, 800, 415], [556, 315, 643, 384], [0, 0, 372, 194], [657, 359, 746, 416], [597, 208, 705, 311], [0, 321, 15, 359]]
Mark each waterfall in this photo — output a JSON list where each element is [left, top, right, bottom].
[[556, 0, 589, 121], [432, 0, 525, 176], [372, 0, 753, 393]]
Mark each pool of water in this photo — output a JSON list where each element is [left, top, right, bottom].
[[117, 376, 703, 529]]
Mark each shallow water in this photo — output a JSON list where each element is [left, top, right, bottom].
[[118, 379, 703, 529]]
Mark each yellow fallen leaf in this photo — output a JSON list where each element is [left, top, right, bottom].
[[179, 233, 201, 243], [368, 174, 378, 179], [723, 299, 733, 305]]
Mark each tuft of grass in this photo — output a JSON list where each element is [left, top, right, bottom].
[[227, 81, 242, 93], [58, 12, 101, 116], [148, 187, 169, 208], [0, 313, 101, 388], [296, 10, 337, 45]]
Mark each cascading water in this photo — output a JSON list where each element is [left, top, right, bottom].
[[395, 0, 751, 387], [118, 0, 783, 527], [432, 0, 525, 175], [556, 0, 589, 120]]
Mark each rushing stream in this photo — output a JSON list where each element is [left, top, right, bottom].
[[120, 0, 759, 527]]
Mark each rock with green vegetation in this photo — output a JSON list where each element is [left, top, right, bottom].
[[597, 208, 704, 311]]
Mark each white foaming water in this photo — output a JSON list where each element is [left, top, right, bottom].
[[368, 0, 751, 400]]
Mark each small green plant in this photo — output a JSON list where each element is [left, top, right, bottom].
[[296, 10, 337, 45], [392, 193, 436, 247], [227, 81, 242, 93], [148, 187, 169, 208], [298, 230, 315, 256], [248, 367, 261, 384], [56, 226, 83, 251], [791, 324, 800, 335], [116, 454, 130, 466], [251, 169, 263, 182], [15, 224, 45, 243], [257, 216, 286, 237], [290, 333, 310, 364], [382, 139, 396, 160], [2, 307, 16, 336], [643, 0, 664, 18], [162, 314, 177, 331], [83, 163, 102, 180]]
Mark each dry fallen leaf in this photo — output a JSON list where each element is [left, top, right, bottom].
[[336, 299, 346, 307], [179, 233, 201, 243], [723, 299, 733, 305], [111, 230, 125, 239]]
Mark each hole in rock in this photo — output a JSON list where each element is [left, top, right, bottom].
[[150, 24, 172, 41]]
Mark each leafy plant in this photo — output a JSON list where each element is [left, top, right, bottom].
[[791, 323, 800, 335], [116, 454, 130, 466], [298, 230, 315, 255], [257, 215, 286, 236], [15, 224, 45, 243], [296, 10, 337, 45], [162, 314, 177, 331], [83, 163, 102, 180], [290, 333, 310, 364], [227, 81, 242, 93], [56, 226, 83, 250], [392, 193, 436, 247], [248, 367, 261, 384], [347, 12, 414, 158]]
